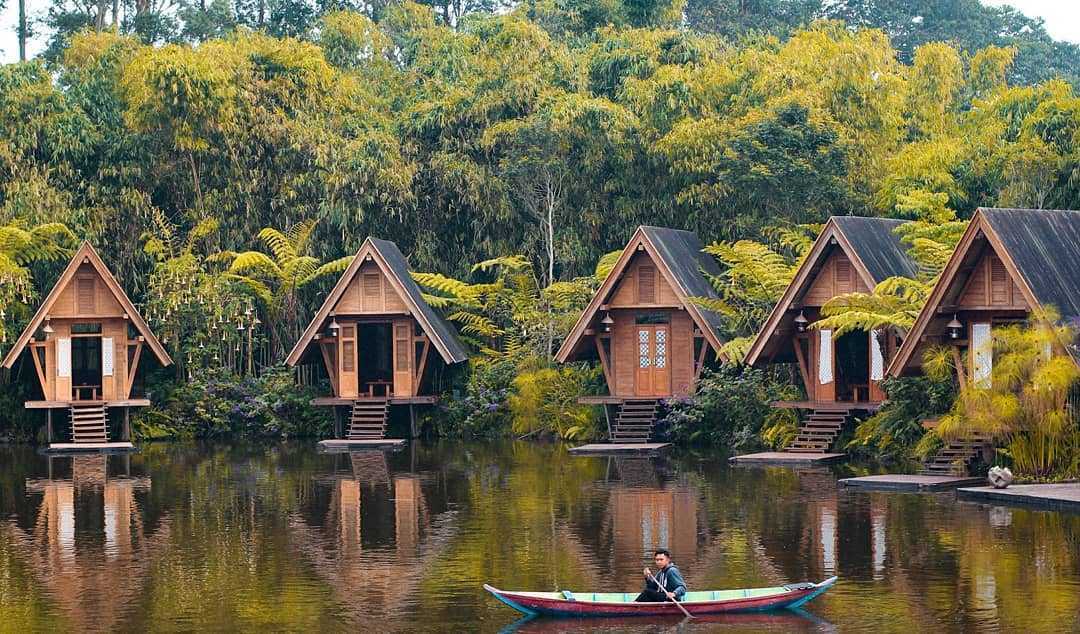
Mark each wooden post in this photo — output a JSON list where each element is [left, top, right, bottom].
[[334, 406, 343, 439], [409, 404, 418, 439], [47, 409, 52, 445], [124, 407, 131, 441]]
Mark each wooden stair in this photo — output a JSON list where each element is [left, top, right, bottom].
[[347, 399, 391, 440], [785, 409, 849, 454], [70, 404, 109, 444], [610, 400, 660, 444], [920, 433, 991, 475]]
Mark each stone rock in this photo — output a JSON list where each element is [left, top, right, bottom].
[[987, 466, 1014, 489]]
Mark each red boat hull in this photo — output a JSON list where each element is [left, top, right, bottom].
[[484, 577, 836, 618]]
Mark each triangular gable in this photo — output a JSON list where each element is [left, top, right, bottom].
[[887, 209, 1045, 376], [286, 238, 468, 367], [744, 217, 910, 367], [555, 226, 726, 363], [1, 241, 172, 368]]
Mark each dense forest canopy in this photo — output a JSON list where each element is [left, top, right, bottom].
[[2, 0, 1079, 378]]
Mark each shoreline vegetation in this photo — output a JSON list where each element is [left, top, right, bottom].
[[2, 1, 1080, 481]]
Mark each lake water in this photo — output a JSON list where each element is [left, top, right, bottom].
[[1, 441, 1078, 632]]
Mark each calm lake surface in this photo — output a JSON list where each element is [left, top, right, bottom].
[[1, 441, 1079, 633]]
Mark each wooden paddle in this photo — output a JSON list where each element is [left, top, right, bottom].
[[648, 571, 693, 619]]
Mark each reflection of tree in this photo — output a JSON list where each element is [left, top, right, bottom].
[[289, 452, 459, 623], [4, 455, 171, 631]]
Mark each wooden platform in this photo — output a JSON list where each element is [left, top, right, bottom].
[[771, 400, 883, 411], [317, 439, 406, 450], [957, 483, 1080, 512], [311, 396, 437, 406], [730, 451, 846, 465], [839, 474, 984, 492], [577, 396, 638, 405], [43, 442, 135, 454], [26, 399, 150, 409], [568, 443, 671, 455]]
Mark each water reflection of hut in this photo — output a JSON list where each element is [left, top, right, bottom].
[[288, 452, 456, 622], [5, 455, 170, 629]]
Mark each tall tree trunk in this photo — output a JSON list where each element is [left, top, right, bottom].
[[113, 0, 119, 30], [17, 0, 26, 61]]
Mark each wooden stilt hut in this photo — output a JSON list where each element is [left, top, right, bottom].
[[888, 207, 1080, 474], [555, 226, 727, 443], [1, 242, 172, 451], [285, 237, 468, 442], [743, 217, 918, 454]]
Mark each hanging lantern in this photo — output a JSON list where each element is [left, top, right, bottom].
[[794, 310, 809, 333], [947, 315, 963, 340], [600, 312, 614, 333], [43, 320, 54, 335]]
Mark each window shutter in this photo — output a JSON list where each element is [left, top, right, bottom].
[[818, 329, 833, 385], [102, 337, 114, 376], [972, 323, 992, 388], [835, 258, 852, 292], [77, 278, 95, 314], [989, 256, 1008, 304], [57, 338, 72, 378], [363, 273, 381, 311], [637, 266, 656, 303], [395, 324, 410, 371]]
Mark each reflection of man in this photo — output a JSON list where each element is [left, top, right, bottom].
[[636, 549, 686, 602]]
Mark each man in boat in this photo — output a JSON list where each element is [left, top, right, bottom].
[[636, 549, 687, 602]]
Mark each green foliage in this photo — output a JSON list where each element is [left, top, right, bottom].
[[507, 360, 602, 440], [847, 376, 956, 460], [137, 366, 331, 439], [658, 366, 799, 449], [936, 315, 1080, 480]]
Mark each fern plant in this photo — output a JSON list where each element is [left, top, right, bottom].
[[0, 221, 77, 348]]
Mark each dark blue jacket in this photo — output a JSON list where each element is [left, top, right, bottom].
[[646, 564, 687, 599]]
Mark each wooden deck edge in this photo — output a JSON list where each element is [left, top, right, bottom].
[[568, 443, 671, 455], [26, 400, 150, 409], [957, 486, 1080, 512], [729, 451, 847, 465], [311, 396, 437, 406], [43, 442, 136, 454], [838, 476, 985, 492]]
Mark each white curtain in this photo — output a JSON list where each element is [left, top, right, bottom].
[[818, 329, 834, 385], [102, 337, 114, 377], [57, 338, 71, 378], [870, 330, 884, 381], [972, 322, 992, 388]]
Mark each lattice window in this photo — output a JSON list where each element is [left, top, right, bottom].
[[77, 277, 95, 313], [638, 329, 651, 368], [637, 266, 656, 303], [655, 330, 666, 368]]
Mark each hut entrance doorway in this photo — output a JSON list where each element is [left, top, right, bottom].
[[71, 329, 103, 401], [357, 323, 394, 397], [634, 324, 671, 397], [835, 331, 870, 402]]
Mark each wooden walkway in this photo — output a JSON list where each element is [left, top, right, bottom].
[[839, 474, 984, 492], [958, 483, 1080, 512], [568, 443, 671, 455], [318, 439, 406, 450], [729, 451, 845, 465], [44, 442, 135, 454]]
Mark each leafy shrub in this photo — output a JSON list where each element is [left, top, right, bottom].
[[437, 358, 516, 438], [658, 366, 798, 449], [848, 376, 956, 460], [508, 360, 602, 440], [136, 366, 331, 439]]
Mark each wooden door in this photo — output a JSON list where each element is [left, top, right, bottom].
[[392, 320, 413, 397], [338, 324, 357, 398], [634, 325, 670, 397]]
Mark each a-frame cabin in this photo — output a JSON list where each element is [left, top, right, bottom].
[[887, 207, 1080, 475], [890, 207, 1080, 381], [555, 226, 726, 443], [744, 217, 918, 453], [286, 237, 468, 442], [1, 242, 172, 450]]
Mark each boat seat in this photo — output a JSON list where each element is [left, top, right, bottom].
[[561, 590, 575, 601], [784, 582, 815, 591]]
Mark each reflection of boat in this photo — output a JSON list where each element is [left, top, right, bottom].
[[484, 576, 836, 617], [498, 607, 835, 633]]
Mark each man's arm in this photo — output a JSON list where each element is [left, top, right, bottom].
[[665, 566, 687, 599]]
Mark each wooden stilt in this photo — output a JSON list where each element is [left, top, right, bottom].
[[47, 409, 52, 445], [334, 406, 343, 439], [124, 407, 131, 441], [409, 404, 418, 438]]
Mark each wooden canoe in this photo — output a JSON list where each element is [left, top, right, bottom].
[[484, 576, 837, 618]]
